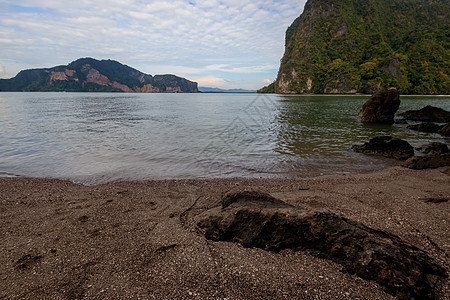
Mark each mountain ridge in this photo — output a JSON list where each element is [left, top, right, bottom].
[[260, 0, 449, 94], [198, 87, 256, 93], [0, 58, 198, 93]]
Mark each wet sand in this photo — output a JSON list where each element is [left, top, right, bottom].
[[0, 167, 449, 299]]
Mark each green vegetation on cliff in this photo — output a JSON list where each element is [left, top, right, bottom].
[[262, 0, 449, 94]]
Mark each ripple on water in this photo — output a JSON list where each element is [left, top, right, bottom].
[[0, 93, 449, 184]]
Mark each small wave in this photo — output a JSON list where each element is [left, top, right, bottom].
[[0, 172, 21, 178]]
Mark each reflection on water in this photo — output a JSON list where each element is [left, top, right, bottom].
[[275, 95, 449, 156], [0, 92, 448, 184]]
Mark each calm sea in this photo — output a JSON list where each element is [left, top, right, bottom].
[[0, 92, 448, 184]]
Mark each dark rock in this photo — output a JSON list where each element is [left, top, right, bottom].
[[402, 153, 450, 170], [357, 88, 400, 124], [351, 136, 414, 160], [398, 105, 450, 123], [438, 123, 450, 136], [403, 143, 450, 169], [407, 122, 444, 133], [415, 142, 450, 156], [196, 191, 447, 299], [395, 119, 408, 124]]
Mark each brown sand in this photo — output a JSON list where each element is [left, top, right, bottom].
[[0, 167, 449, 299]]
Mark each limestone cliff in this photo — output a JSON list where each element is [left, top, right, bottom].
[[261, 0, 449, 94], [0, 58, 198, 93]]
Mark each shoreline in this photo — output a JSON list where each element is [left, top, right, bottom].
[[1, 167, 449, 299], [0, 159, 400, 187]]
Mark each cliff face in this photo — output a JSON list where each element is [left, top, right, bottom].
[[0, 58, 198, 93], [264, 0, 449, 94]]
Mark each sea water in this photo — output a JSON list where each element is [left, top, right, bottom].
[[0, 92, 448, 184]]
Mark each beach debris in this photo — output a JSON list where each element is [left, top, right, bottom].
[[77, 215, 89, 222], [13, 254, 43, 270], [351, 136, 414, 160], [398, 105, 450, 123], [196, 191, 447, 299], [155, 244, 178, 254], [420, 197, 448, 204], [357, 88, 400, 124]]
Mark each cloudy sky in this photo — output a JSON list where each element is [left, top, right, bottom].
[[0, 0, 307, 89]]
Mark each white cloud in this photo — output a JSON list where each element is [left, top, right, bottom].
[[189, 76, 227, 87], [0, 63, 5, 78], [0, 0, 307, 88]]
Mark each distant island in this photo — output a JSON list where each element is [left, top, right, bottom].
[[259, 0, 449, 95], [0, 58, 198, 93], [198, 87, 256, 93]]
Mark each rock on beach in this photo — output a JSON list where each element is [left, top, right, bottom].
[[398, 105, 450, 123], [196, 191, 448, 299], [357, 88, 400, 124], [351, 136, 414, 160], [407, 122, 445, 134]]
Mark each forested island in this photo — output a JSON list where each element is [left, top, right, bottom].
[[260, 0, 449, 94], [0, 58, 198, 93]]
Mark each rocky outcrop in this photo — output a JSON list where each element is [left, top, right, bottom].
[[438, 123, 450, 136], [398, 105, 450, 123], [196, 191, 447, 299], [111, 81, 134, 93], [357, 88, 400, 124], [84, 66, 110, 86], [407, 122, 445, 134], [402, 154, 450, 170], [266, 0, 449, 94], [415, 142, 450, 156], [0, 58, 198, 93], [351, 136, 414, 160], [402, 142, 450, 169], [351, 137, 449, 169]]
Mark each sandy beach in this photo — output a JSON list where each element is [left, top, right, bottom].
[[1, 167, 449, 299]]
